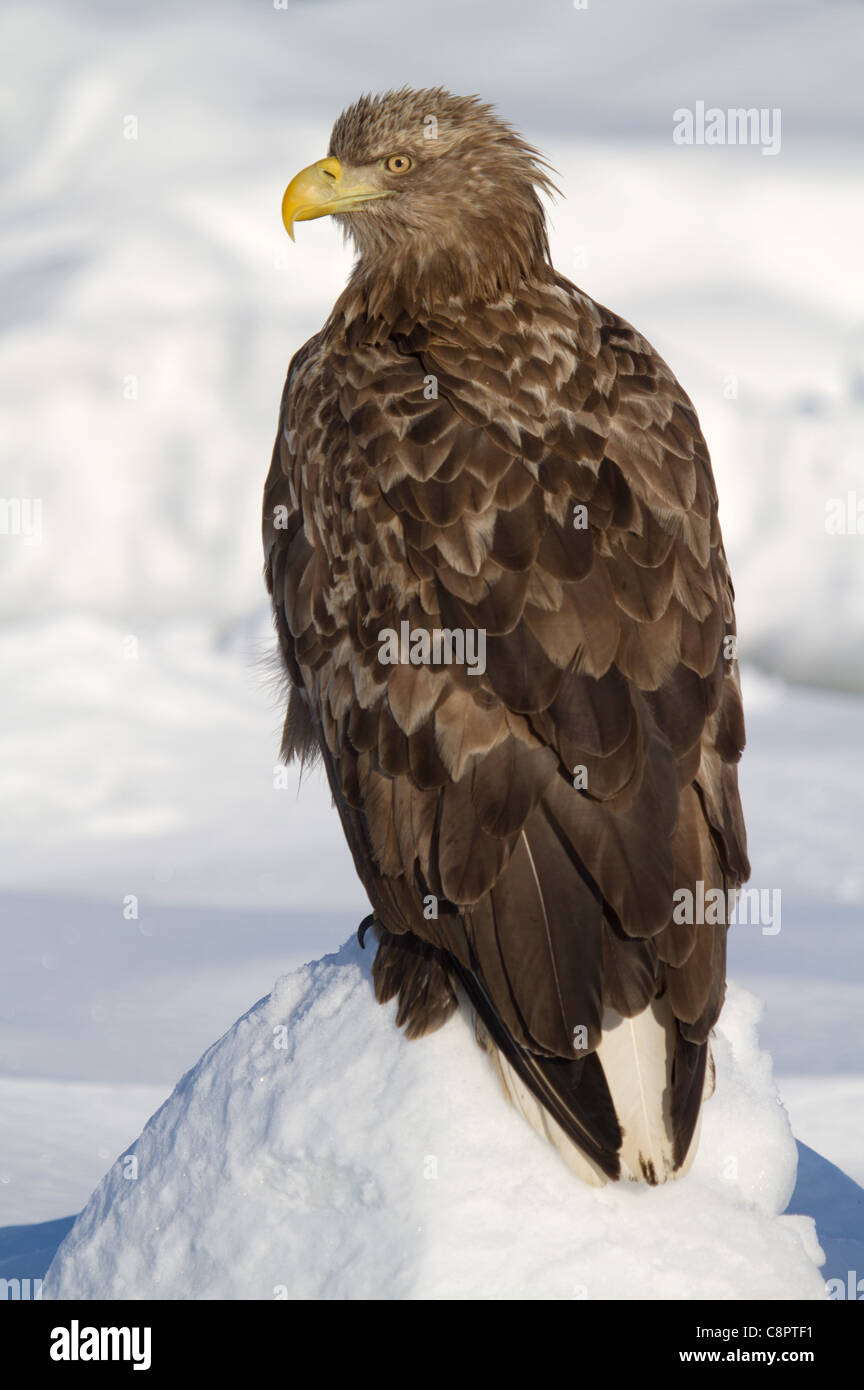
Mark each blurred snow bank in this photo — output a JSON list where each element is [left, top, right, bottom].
[[44, 937, 825, 1300], [1, 2, 863, 690], [0, 615, 358, 910]]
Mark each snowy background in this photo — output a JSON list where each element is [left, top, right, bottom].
[[1, 0, 863, 1294]]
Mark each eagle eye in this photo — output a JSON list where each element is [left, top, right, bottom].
[[385, 154, 413, 174]]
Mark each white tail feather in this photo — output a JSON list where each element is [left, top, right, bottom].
[[464, 988, 712, 1185], [594, 1000, 677, 1183], [469, 1002, 611, 1186]]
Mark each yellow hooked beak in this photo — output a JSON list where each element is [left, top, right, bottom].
[[281, 157, 390, 240]]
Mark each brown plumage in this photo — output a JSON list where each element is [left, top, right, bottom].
[[264, 88, 749, 1184]]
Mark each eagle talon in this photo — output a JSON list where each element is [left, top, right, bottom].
[[356, 913, 377, 949]]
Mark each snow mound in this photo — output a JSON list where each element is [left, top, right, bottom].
[[44, 939, 826, 1300]]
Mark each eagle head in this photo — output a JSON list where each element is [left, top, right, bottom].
[[281, 87, 557, 304]]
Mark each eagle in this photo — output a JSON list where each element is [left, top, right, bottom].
[[264, 88, 749, 1185]]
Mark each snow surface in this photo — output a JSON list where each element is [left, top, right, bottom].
[[0, 1078, 166, 1227], [780, 1079, 864, 1191], [44, 938, 826, 1301]]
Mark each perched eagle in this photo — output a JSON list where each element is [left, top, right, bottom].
[[264, 89, 749, 1185]]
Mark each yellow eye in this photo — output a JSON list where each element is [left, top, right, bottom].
[[385, 154, 413, 174]]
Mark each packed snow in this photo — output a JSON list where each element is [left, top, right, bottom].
[[43, 939, 826, 1301]]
